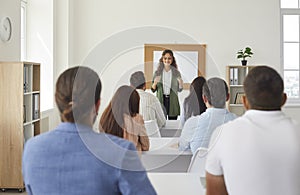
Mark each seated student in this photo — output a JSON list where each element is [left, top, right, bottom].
[[130, 71, 166, 128], [22, 66, 156, 195], [179, 77, 236, 153], [180, 76, 207, 127], [100, 85, 150, 151], [206, 66, 300, 195]]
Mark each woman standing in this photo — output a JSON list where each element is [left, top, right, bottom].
[[151, 49, 183, 120]]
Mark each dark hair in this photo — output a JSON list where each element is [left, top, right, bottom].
[[155, 49, 180, 77], [183, 76, 207, 120], [244, 66, 284, 110], [55, 66, 101, 123], [130, 71, 145, 89], [99, 85, 140, 138], [202, 77, 228, 108]]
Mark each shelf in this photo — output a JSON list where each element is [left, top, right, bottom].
[[226, 65, 258, 116], [229, 104, 244, 107], [24, 91, 40, 95], [23, 119, 40, 126], [0, 61, 40, 189]]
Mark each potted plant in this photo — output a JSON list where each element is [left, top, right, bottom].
[[236, 47, 253, 66]]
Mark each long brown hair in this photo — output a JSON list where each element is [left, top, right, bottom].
[[184, 76, 207, 120], [99, 85, 140, 137], [155, 49, 180, 77], [55, 66, 101, 123]]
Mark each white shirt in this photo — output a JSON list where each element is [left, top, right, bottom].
[[206, 110, 300, 195], [162, 69, 172, 95], [136, 89, 166, 128]]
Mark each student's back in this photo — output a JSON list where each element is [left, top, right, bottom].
[[22, 66, 156, 195], [205, 66, 300, 195], [130, 71, 166, 128], [23, 123, 154, 194]]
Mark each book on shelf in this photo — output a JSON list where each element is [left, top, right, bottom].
[[32, 93, 39, 120], [234, 92, 245, 104]]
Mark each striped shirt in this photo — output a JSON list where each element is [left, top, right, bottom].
[[136, 89, 166, 128]]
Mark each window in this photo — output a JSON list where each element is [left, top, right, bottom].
[[21, 0, 54, 111], [281, 0, 300, 101], [21, 0, 27, 61]]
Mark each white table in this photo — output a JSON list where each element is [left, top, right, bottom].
[[148, 173, 205, 195], [160, 120, 182, 137], [148, 137, 180, 152], [141, 138, 192, 172]]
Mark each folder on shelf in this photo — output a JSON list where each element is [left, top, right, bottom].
[[32, 93, 39, 120], [23, 105, 26, 123], [24, 66, 29, 92], [230, 68, 234, 85], [233, 68, 239, 85]]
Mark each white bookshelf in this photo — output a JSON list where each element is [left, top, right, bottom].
[[226, 65, 258, 116]]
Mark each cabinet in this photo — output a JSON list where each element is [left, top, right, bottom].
[[0, 61, 40, 190], [226, 65, 256, 116]]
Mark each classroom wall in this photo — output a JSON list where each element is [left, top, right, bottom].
[[0, 0, 21, 60], [54, 0, 300, 123], [1, 0, 299, 128]]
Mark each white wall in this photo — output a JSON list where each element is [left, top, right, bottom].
[[1, 0, 299, 128], [68, 0, 281, 72], [53, 0, 298, 124], [0, 0, 21, 60]]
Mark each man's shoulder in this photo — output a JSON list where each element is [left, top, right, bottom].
[[184, 114, 210, 129], [226, 110, 238, 120], [141, 91, 159, 100], [197, 111, 211, 121], [185, 115, 200, 124]]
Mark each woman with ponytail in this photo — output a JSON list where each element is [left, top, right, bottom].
[[22, 66, 156, 195]]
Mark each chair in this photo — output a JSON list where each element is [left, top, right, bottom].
[[144, 120, 161, 138], [187, 147, 208, 177], [187, 147, 208, 189]]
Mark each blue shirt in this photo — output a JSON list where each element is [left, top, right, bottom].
[[182, 108, 237, 154], [22, 122, 156, 195]]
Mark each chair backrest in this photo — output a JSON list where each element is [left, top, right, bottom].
[[187, 147, 208, 177], [144, 119, 161, 138]]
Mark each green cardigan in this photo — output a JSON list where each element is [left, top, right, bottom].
[[151, 71, 183, 117]]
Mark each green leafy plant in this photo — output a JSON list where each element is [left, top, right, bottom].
[[236, 47, 254, 60]]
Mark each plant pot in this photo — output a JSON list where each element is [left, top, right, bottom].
[[241, 60, 247, 66]]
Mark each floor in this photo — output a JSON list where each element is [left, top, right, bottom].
[[0, 189, 27, 194]]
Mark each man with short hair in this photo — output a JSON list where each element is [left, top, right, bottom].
[[130, 71, 166, 128], [180, 77, 236, 153], [206, 66, 300, 195]]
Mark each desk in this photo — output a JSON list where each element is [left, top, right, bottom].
[[149, 137, 179, 152], [148, 173, 205, 195], [141, 138, 192, 172], [160, 120, 182, 137]]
